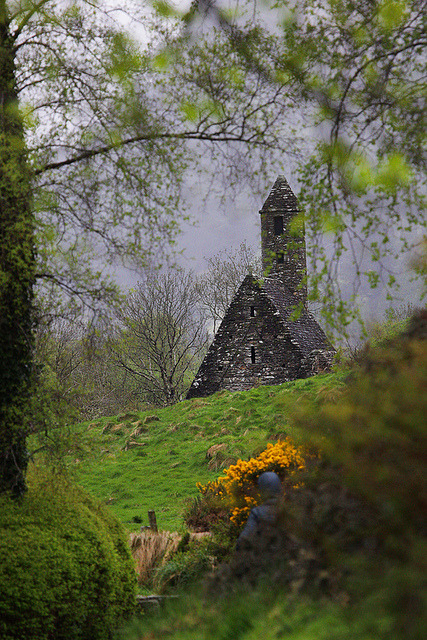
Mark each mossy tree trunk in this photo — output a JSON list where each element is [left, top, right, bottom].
[[0, 1, 35, 496]]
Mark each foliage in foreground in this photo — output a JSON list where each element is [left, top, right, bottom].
[[121, 310, 426, 639], [124, 583, 424, 640], [153, 0, 427, 334], [293, 308, 426, 535], [0, 466, 136, 640]]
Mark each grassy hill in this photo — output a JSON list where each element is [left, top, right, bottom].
[[20, 311, 425, 640], [70, 372, 345, 532], [69, 310, 425, 640]]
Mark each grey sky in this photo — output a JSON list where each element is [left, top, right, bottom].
[[98, 1, 427, 333]]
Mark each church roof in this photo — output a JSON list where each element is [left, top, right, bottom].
[[259, 175, 299, 213], [260, 277, 332, 356]]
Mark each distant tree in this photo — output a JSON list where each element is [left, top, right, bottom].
[[197, 242, 261, 333], [32, 320, 140, 424], [114, 270, 208, 406]]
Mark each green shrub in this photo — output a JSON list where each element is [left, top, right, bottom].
[[0, 466, 136, 640], [285, 310, 427, 639], [183, 494, 231, 534], [153, 538, 217, 594], [294, 310, 426, 534]]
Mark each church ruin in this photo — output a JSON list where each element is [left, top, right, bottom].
[[187, 176, 335, 399]]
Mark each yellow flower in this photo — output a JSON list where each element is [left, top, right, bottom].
[[196, 437, 306, 529]]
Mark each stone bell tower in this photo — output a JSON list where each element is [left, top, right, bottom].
[[259, 175, 307, 303]]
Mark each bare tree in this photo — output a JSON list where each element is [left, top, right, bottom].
[[197, 242, 261, 333], [32, 318, 142, 423], [114, 269, 208, 406]]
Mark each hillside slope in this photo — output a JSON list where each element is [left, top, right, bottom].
[[71, 373, 344, 531], [119, 309, 426, 640]]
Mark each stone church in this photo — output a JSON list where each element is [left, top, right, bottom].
[[186, 176, 335, 399]]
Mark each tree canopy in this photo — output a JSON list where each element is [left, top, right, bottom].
[[180, 0, 426, 330], [8, 0, 303, 316]]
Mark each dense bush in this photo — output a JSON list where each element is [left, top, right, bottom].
[[0, 466, 136, 640], [153, 537, 215, 594], [293, 309, 426, 537], [283, 309, 427, 639], [183, 494, 231, 535]]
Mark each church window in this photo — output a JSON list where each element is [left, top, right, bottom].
[[251, 346, 256, 363], [250, 306, 257, 317], [274, 216, 284, 235]]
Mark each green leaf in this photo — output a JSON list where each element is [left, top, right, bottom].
[[377, 0, 408, 31], [321, 210, 344, 235], [375, 153, 412, 192], [180, 101, 199, 122], [151, 49, 173, 71], [152, 1, 178, 18], [289, 212, 305, 236], [350, 156, 375, 193]]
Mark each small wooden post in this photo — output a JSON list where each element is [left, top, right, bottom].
[[148, 510, 158, 533]]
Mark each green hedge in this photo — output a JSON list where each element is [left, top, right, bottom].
[[0, 467, 136, 640]]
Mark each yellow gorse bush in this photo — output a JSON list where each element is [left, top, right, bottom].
[[197, 438, 305, 528]]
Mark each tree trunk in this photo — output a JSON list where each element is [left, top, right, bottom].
[[0, 3, 35, 496]]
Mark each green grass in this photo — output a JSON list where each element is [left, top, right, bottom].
[[121, 585, 399, 640], [28, 317, 425, 640], [115, 317, 426, 639], [68, 373, 345, 532]]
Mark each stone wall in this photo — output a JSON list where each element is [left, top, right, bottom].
[[187, 277, 309, 398], [259, 176, 307, 303]]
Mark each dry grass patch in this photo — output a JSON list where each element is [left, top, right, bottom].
[[130, 530, 182, 585], [130, 530, 213, 586]]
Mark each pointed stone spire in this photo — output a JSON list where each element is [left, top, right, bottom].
[[259, 175, 299, 213], [259, 176, 307, 303]]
